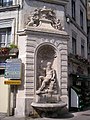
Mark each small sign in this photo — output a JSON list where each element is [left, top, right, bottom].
[[4, 80, 21, 85], [4, 58, 22, 79]]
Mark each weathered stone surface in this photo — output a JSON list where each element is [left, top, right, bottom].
[[25, 90, 34, 96], [61, 55, 68, 61], [26, 77, 34, 83], [61, 66, 68, 72], [61, 61, 68, 66], [61, 72, 68, 78], [61, 77, 67, 83], [25, 98, 34, 116], [15, 98, 25, 117]]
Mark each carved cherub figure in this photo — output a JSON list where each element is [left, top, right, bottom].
[[54, 19, 62, 30]]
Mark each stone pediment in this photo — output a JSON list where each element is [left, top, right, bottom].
[[26, 6, 64, 30], [25, 6, 68, 36]]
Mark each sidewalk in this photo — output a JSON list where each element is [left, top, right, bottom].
[[1, 110, 90, 120]]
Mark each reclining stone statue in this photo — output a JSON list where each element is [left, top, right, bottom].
[[36, 62, 56, 95]]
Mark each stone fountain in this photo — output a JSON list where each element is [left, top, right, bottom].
[[31, 61, 66, 117], [17, 6, 69, 117], [28, 6, 67, 117]]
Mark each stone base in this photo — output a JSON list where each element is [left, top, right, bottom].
[[25, 97, 34, 116], [15, 97, 25, 117], [36, 94, 61, 103], [31, 101, 67, 118], [15, 97, 34, 117], [61, 95, 68, 108]]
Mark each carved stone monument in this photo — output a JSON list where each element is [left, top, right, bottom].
[[17, 6, 69, 117]]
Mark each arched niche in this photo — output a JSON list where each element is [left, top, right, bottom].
[[36, 44, 58, 90]]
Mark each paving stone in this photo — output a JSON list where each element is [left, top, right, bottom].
[[1, 110, 90, 120]]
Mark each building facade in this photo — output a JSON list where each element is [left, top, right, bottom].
[[0, 0, 89, 117], [87, 0, 90, 75], [0, 0, 22, 115], [66, 0, 89, 110], [66, 0, 88, 75]]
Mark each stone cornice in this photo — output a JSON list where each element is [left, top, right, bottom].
[[18, 27, 69, 40], [68, 53, 89, 66], [19, 7, 69, 40], [34, 0, 69, 6], [0, 5, 20, 12]]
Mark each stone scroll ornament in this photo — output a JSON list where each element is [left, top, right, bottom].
[[26, 6, 63, 30]]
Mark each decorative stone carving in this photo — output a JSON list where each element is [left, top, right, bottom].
[[36, 62, 56, 95], [27, 8, 40, 27], [26, 6, 63, 30]]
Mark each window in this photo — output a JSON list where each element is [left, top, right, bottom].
[[0, 0, 13, 7], [0, 28, 11, 47], [0, 69, 5, 76], [81, 39, 85, 57], [80, 9, 83, 29], [72, 31, 77, 55], [72, 0, 76, 20], [72, 37, 77, 55]]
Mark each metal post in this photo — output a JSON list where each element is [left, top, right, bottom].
[[7, 85, 11, 116], [12, 85, 17, 115]]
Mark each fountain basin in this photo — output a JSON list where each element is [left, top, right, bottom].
[[31, 101, 67, 117], [31, 101, 66, 111]]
